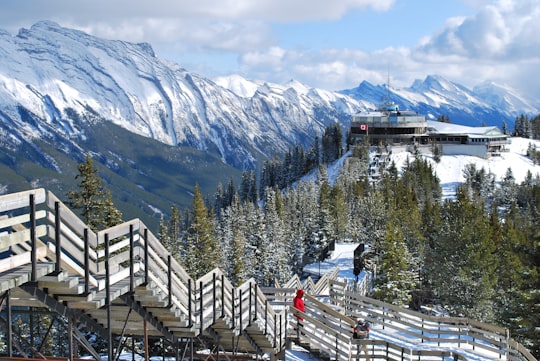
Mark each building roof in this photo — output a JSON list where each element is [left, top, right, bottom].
[[427, 120, 504, 136]]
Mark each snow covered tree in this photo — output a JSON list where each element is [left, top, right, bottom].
[[427, 188, 498, 320], [329, 184, 348, 242], [462, 163, 496, 204], [216, 195, 251, 285], [240, 170, 257, 203], [493, 167, 518, 213], [66, 154, 122, 231], [372, 222, 416, 306], [182, 183, 220, 279], [260, 188, 291, 285]]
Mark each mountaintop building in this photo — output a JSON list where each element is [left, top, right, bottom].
[[350, 102, 510, 159]]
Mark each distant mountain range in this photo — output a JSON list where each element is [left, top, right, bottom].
[[0, 21, 539, 227]]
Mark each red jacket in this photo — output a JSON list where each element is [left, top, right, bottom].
[[293, 289, 305, 320]]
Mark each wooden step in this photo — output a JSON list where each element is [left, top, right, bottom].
[[0, 263, 55, 293]]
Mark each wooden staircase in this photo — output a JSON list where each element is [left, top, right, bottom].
[[0, 189, 286, 360], [0, 188, 537, 361]]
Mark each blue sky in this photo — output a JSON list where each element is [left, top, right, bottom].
[[1, 0, 539, 98]]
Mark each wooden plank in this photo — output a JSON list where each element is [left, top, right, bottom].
[[0, 189, 46, 213], [0, 245, 48, 274], [46, 191, 99, 249], [46, 243, 99, 287], [0, 263, 55, 293]]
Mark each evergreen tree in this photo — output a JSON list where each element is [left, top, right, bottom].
[[427, 188, 498, 320], [493, 167, 517, 213], [372, 222, 416, 306], [260, 189, 291, 285], [329, 184, 348, 242], [322, 123, 342, 164], [167, 205, 182, 258], [66, 154, 122, 231], [240, 170, 257, 203], [158, 214, 170, 251], [436, 114, 451, 123], [306, 135, 321, 171], [217, 195, 250, 285], [462, 163, 496, 203], [182, 183, 220, 279]]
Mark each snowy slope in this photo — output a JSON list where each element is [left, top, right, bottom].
[[341, 75, 540, 127], [391, 136, 540, 199], [1, 21, 538, 172], [0, 21, 361, 170]]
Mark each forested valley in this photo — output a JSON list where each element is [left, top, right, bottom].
[[66, 117, 540, 357]]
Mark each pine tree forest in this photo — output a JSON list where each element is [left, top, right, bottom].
[[59, 120, 539, 357], [161, 119, 540, 358]]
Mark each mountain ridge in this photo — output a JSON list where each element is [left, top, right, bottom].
[[1, 21, 539, 227]]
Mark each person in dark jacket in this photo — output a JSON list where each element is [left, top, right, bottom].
[[353, 319, 370, 339], [353, 319, 371, 361]]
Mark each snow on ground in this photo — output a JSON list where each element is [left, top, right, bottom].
[[287, 138, 540, 360], [393, 137, 540, 185], [288, 243, 508, 360], [303, 242, 358, 281]]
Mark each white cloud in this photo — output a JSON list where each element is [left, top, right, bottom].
[[236, 0, 540, 96], [1, 0, 539, 99], [419, 0, 540, 59]]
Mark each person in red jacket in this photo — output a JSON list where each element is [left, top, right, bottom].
[[293, 289, 305, 322]]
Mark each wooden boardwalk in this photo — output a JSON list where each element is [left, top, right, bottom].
[[0, 189, 536, 361], [0, 189, 285, 361]]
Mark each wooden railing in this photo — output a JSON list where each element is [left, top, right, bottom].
[[329, 281, 537, 361], [1, 188, 536, 361], [0, 189, 286, 359]]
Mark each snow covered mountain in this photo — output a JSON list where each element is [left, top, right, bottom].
[[340, 75, 539, 128], [0, 21, 539, 225], [0, 21, 360, 172]]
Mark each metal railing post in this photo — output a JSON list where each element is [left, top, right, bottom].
[[264, 300, 268, 335], [212, 273, 216, 323], [188, 279, 193, 327], [253, 283, 257, 321], [30, 194, 37, 281], [199, 282, 204, 334], [221, 274, 225, 318], [84, 229, 90, 295], [54, 201, 61, 274], [167, 255, 172, 307], [231, 287, 236, 328], [129, 224, 134, 293], [105, 233, 113, 361], [249, 282, 253, 325], [144, 228, 149, 284]]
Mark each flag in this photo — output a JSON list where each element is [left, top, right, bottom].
[[360, 124, 368, 131]]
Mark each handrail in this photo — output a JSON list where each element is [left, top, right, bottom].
[[0, 188, 284, 358], [329, 282, 537, 361]]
